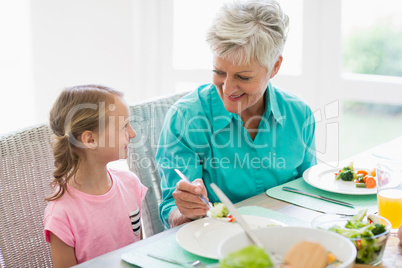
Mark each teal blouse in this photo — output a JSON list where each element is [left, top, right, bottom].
[[156, 83, 316, 228]]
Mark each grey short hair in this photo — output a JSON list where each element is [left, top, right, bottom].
[[206, 0, 289, 73]]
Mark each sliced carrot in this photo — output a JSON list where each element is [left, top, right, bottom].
[[370, 168, 376, 177], [327, 252, 337, 264], [356, 239, 361, 250], [357, 170, 368, 176], [365, 176, 376, 189]]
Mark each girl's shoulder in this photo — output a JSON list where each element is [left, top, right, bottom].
[[44, 191, 75, 220], [107, 168, 144, 190], [108, 168, 147, 202], [108, 168, 139, 181]]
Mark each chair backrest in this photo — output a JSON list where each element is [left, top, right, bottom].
[[0, 124, 54, 268], [128, 91, 189, 237]]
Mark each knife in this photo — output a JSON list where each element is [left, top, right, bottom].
[[282, 187, 355, 208], [210, 183, 265, 249], [174, 169, 213, 209]]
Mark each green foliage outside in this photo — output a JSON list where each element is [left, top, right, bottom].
[[340, 20, 402, 159], [343, 20, 402, 77]]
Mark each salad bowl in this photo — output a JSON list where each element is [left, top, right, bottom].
[[311, 212, 391, 265], [218, 226, 357, 268]]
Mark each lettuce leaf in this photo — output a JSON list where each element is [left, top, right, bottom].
[[220, 245, 273, 268]]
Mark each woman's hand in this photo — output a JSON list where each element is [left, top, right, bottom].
[[168, 178, 210, 227], [398, 225, 402, 245]]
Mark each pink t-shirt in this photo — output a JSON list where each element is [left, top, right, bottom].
[[44, 168, 147, 264]]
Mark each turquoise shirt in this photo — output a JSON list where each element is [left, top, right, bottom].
[[156, 83, 316, 228]]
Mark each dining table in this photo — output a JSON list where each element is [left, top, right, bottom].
[[75, 137, 402, 268]]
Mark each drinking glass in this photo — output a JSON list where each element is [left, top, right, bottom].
[[376, 159, 402, 233]]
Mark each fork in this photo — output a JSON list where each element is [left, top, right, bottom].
[[174, 169, 213, 210], [147, 253, 206, 267]]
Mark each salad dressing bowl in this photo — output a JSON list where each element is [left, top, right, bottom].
[[218, 226, 357, 268]]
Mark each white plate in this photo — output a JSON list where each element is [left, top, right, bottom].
[[176, 215, 285, 259], [303, 163, 376, 195]]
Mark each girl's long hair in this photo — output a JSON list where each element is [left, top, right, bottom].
[[46, 84, 123, 201]]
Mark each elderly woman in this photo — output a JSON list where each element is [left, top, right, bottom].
[[156, 0, 316, 228]]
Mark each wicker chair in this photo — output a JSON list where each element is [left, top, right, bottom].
[[127, 91, 189, 238], [0, 124, 54, 268]]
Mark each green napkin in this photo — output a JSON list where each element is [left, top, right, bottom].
[[121, 234, 218, 267], [237, 206, 309, 227], [266, 178, 378, 215]]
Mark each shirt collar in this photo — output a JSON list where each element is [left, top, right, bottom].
[[211, 82, 284, 134], [211, 87, 235, 133], [266, 82, 284, 126]]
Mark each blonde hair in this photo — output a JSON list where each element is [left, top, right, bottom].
[[206, 0, 289, 73], [46, 84, 123, 201]]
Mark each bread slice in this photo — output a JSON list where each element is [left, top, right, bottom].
[[283, 240, 328, 268]]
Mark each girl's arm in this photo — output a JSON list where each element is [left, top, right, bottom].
[[49, 232, 77, 268]]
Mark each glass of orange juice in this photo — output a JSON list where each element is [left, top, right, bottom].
[[376, 160, 402, 233]]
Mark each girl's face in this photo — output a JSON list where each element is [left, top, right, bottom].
[[212, 55, 282, 119], [97, 95, 136, 163]]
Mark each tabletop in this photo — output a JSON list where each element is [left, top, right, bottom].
[[74, 192, 401, 268], [75, 137, 402, 268]]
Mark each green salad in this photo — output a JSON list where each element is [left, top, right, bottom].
[[210, 203, 229, 218], [220, 245, 273, 268], [327, 209, 389, 264], [209, 203, 236, 222]]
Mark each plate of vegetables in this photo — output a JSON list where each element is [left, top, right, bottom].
[[303, 162, 377, 195], [335, 162, 377, 189]]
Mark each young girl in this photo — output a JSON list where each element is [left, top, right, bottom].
[[44, 85, 147, 267]]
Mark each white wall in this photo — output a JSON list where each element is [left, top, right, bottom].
[[30, 0, 134, 127], [1, 0, 402, 147], [0, 0, 35, 134]]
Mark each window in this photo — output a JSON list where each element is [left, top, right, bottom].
[[340, 0, 402, 158], [342, 0, 402, 77], [161, 0, 402, 161], [172, 0, 303, 75], [2, 0, 402, 163]]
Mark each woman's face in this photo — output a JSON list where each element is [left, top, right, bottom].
[[212, 56, 281, 117]]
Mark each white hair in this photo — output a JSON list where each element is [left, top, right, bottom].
[[206, 0, 289, 73]]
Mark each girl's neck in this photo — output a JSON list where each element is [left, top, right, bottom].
[[69, 160, 112, 195]]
